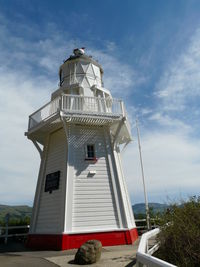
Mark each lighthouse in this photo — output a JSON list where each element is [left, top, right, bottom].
[[26, 48, 138, 250]]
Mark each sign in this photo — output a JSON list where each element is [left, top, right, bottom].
[[45, 171, 60, 193]]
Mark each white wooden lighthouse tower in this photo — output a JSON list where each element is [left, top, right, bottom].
[[26, 48, 138, 250]]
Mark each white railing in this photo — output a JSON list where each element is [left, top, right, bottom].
[[137, 228, 177, 267], [28, 94, 123, 130], [0, 225, 30, 244], [62, 95, 122, 115], [29, 96, 61, 129]]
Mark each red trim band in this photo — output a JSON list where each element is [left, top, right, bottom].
[[27, 228, 138, 250]]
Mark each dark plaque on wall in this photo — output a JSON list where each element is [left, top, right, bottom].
[[45, 171, 60, 193]]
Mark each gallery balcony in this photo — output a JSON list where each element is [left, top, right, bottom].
[[25, 94, 132, 145], [26, 94, 132, 145]]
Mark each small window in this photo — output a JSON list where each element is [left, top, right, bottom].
[[86, 144, 95, 159], [60, 69, 64, 85]]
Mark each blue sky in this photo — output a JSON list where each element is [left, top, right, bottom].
[[1, 0, 200, 206]]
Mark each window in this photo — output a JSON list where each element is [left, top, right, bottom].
[[86, 144, 95, 159], [60, 69, 64, 85]]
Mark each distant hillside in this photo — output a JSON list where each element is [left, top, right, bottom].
[[132, 203, 168, 214], [0, 203, 167, 222], [0, 205, 32, 222]]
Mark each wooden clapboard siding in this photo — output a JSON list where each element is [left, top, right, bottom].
[[71, 125, 119, 231], [113, 149, 136, 229], [35, 129, 66, 233]]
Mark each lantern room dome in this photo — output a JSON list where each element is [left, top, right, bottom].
[[64, 48, 103, 73], [54, 48, 106, 98], [51, 48, 111, 100]]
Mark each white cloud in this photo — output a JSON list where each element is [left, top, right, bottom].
[[149, 113, 192, 133], [123, 130, 200, 204], [123, 27, 200, 204], [0, 67, 55, 205], [155, 27, 200, 111], [140, 108, 153, 116]]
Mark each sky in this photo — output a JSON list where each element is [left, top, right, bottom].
[[1, 0, 200, 206]]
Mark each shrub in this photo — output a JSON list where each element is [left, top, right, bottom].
[[156, 196, 200, 266]]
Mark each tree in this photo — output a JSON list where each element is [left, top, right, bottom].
[[156, 196, 200, 266]]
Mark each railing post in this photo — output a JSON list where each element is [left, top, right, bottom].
[[4, 213, 9, 245], [61, 95, 63, 110], [5, 225, 7, 245], [146, 239, 149, 253], [120, 100, 125, 117]]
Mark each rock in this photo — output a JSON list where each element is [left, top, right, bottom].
[[74, 239, 102, 265]]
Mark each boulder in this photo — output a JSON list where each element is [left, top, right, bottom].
[[74, 239, 102, 265]]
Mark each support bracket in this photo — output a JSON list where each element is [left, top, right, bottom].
[[112, 117, 126, 150], [31, 140, 43, 158]]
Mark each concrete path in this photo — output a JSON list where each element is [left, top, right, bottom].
[[46, 244, 138, 267], [0, 240, 139, 267], [0, 255, 57, 267]]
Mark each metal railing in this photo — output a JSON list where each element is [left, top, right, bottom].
[[28, 95, 123, 130], [136, 228, 177, 267], [0, 225, 30, 244], [135, 218, 158, 230], [0, 219, 151, 245]]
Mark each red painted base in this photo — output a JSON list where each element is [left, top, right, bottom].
[[27, 228, 138, 250]]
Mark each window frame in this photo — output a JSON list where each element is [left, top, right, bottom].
[[85, 144, 97, 161]]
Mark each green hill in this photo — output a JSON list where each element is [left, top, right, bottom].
[[132, 203, 168, 215], [0, 205, 32, 222]]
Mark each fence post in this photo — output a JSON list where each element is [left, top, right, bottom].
[[5, 213, 10, 244]]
